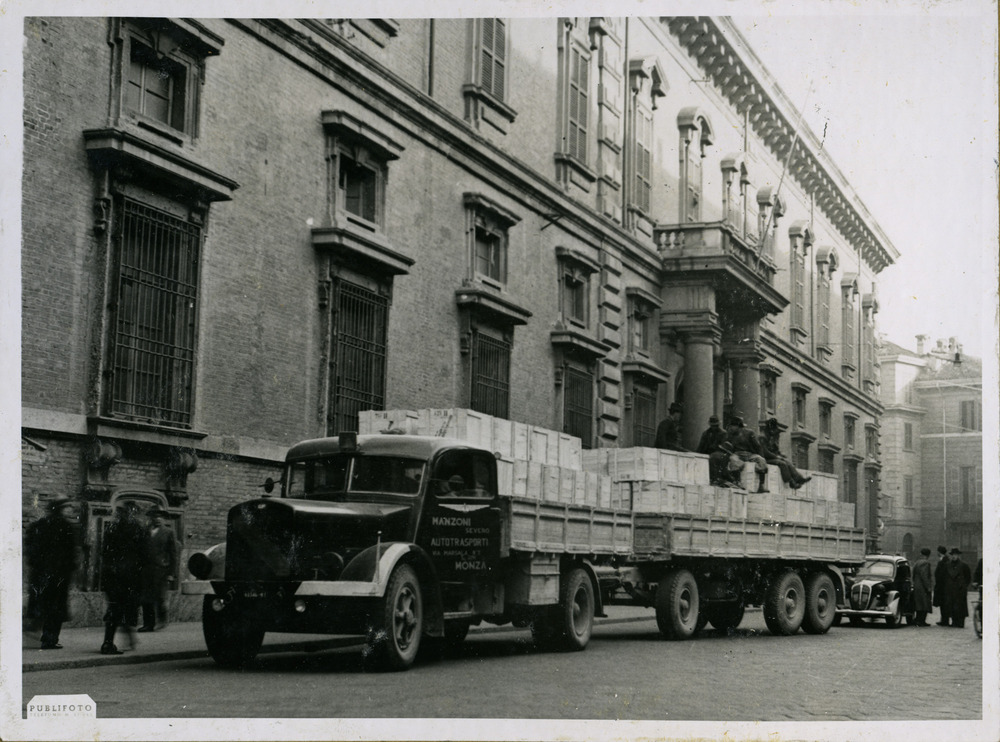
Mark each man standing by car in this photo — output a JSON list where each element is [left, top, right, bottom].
[[944, 548, 972, 628], [933, 545, 951, 625], [912, 547, 933, 626]]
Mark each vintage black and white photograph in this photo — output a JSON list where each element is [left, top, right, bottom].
[[2, 1, 997, 741]]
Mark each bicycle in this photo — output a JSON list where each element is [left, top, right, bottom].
[[973, 585, 982, 639]]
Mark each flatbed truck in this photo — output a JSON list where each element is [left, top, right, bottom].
[[182, 432, 866, 670]]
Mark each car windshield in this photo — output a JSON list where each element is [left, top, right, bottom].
[[286, 455, 425, 500], [857, 560, 896, 578]]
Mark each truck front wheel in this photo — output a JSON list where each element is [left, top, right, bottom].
[[558, 567, 595, 651], [802, 573, 837, 634], [365, 563, 423, 671], [763, 571, 806, 636], [202, 596, 265, 669], [655, 569, 700, 640]]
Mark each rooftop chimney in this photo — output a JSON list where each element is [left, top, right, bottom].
[[916, 334, 928, 355]]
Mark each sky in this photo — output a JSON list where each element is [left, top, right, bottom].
[[734, 9, 996, 360]]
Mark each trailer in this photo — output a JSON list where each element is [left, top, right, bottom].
[[182, 432, 866, 671]]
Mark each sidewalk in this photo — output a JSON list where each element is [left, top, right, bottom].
[[22, 606, 657, 673]]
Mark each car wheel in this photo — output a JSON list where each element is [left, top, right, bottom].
[[802, 573, 837, 635], [884, 600, 902, 628], [763, 571, 806, 636], [655, 569, 700, 640]]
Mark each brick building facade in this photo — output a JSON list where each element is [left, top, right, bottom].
[[21, 17, 896, 623]]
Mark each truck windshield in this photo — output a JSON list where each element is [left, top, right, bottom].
[[286, 455, 425, 500]]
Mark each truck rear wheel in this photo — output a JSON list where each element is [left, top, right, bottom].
[[655, 569, 700, 640], [706, 601, 745, 632], [557, 567, 595, 651], [202, 596, 265, 669], [365, 563, 423, 671], [802, 573, 837, 634], [763, 571, 805, 636]]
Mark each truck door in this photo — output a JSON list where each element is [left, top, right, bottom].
[[420, 449, 501, 582]]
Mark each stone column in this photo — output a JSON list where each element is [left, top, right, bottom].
[[729, 350, 764, 431], [681, 330, 718, 449]]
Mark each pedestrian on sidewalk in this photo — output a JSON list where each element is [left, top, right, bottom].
[[139, 508, 177, 632], [100, 501, 148, 654], [912, 547, 933, 626], [25, 496, 82, 649], [944, 548, 972, 628], [933, 545, 951, 626]]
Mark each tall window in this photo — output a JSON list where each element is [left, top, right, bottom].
[[788, 223, 811, 342], [329, 280, 388, 434], [844, 415, 857, 450], [127, 40, 190, 132], [792, 385, 809, 429], [470, 330, 511, 418], [566, 44, 589, 164], [625, 57, 664, 228], [814, 248, 837, 358], [479, 19, 507, 102], [819, 401, 833, 438], [759, 370, 777, 421], [903, 422, 914, 450], [819, 449, 836, 474], [556, 247, 598, 328], [107, 198, 200, 427], [632, 384, 658, 447], [960, 400, 981, 431], [793, 439, 810, 470], [677, 108, 714, 223], [865, 425, 879, 461], [464, 193, 519, 287], [960, 466, 976, 510], [563, 364, 594, 448], [628, 292, 657, 355], [633, 109, 653, 215], [843, 460, 859, 504], [904, 477, 914, 507], [339, 156, 378, 224], [841, 276, 859, 378]]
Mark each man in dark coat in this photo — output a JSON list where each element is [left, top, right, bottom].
[[759, 418, 812, 489], [725, 415, 769, 492], [944, 548, 972, 628], [655, 403, 689, 452], [912, 547, 933, 626], [25, 496, 81, 649], [140, 508, 177, 632], [100, 501, 149, 654], [933, 545, 951, 625], [696, 415, 730, 485]]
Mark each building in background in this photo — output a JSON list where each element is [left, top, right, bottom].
[[21, 16, 897, 622], [879, 336, 982, 564]]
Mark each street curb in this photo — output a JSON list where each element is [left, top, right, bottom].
[[23, 614, 659, 673]]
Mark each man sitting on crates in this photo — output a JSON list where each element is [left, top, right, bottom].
[[725, 414, 769, 493]]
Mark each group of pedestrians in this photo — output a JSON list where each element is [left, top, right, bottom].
[[911, 545, 978, 628], [24, 498, 177, 654], [656, 404, 810, 493]]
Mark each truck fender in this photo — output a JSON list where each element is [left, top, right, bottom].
[[341, 543, 445, 636], [578, 560, 605, 618], [825, 565, 849, 607]]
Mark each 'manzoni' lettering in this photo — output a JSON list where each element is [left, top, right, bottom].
[[431, 516, 471, 527]]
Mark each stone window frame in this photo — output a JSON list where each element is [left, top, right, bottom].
[[864, 422, 880, 462], [109, 18, 224, 145], [555, 246, 600, 330], [755, 187, 784, 265], [463, 18, 517, 134], [787, 221, 813, 345], [555, 20, 597, 187], [625, 286, 660, 357], [625, 57, 666, 227], [843, 411, 859, 452], [463, 193, 521, 289], [720, 153, 755, 242], [758, 363, 781, 421], [814, 246, 839, 361], [904, 476, 914, 507], [791, 381, 811, 430], [677, 107, 714, 223], [903, 421, 914, 451], [818, 396, 836, 439], [840, 273, 860, 380]]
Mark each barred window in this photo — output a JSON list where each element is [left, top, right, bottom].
[[563, 364, 594, 448], [108, 198, 200, 427], [329, 280, 388, 434], [470, 330, 511, 419]]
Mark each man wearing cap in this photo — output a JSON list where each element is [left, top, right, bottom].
[[696, 415, 730, 485], [944, 548, 972, 628], [912, 547, 933, 626], [25, 496, 82, 649], [655, 403, 689, 452], [759, 418, 811, 490], [139, 508, 178, 632], [725, 414, 769, 493], [933, 545, 951, 625], [100, 501, 148, 654]]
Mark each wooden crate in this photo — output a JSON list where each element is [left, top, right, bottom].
[[580, 448, 608, 476], [496, 459, 514, 499], [558, 433, 582, 469], [657, 450, 681, 482], [747, 492, 785, 521], [785, 497, 815, 524]]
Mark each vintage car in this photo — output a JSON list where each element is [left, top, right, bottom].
[[836, 554, 914, 627]]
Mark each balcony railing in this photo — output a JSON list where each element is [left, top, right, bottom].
[[653, 220, 777, 285]]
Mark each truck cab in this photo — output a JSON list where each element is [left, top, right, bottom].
[[183, 433, 505, 670]]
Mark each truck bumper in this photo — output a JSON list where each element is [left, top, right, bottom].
[[837, 608, 892, 619], [182, 579, 382, 598]]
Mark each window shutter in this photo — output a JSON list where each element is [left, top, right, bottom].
[[481, 20, 495, 94]]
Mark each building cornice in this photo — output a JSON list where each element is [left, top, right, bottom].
[[662, 17, 899, 274]]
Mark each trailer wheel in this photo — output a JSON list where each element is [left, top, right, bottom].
[[655, 569, 700, 640], [202, 596, 265, 669], [365, 563, 423, 671], [802, 573, 837, 635], [557, 567, 595, 651], [763, 571, 806, 636], [706, 601, 745, 632]]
